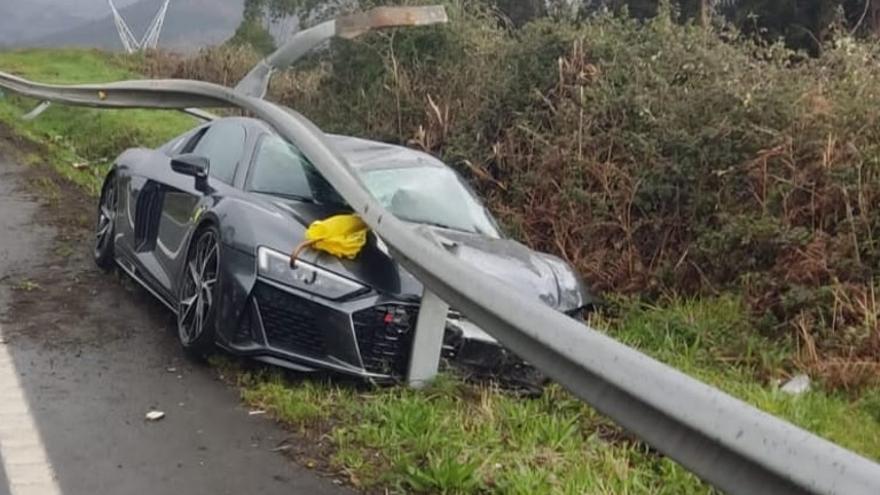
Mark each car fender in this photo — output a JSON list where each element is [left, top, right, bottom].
[[200, 198, 309, 343]]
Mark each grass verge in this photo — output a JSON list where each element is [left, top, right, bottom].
[[220, 296, 880, 494], [0, 49, 193, 195], [1, 48, 878, 494]]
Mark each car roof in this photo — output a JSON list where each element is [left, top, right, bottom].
[[324, 134, 447, 172]]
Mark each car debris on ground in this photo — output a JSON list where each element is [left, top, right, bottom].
[[780, 374, 811, 395], [145, 410, 166, 421]]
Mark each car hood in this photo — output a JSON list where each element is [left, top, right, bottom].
[[265, 198, 591, 312], [425, 228, 592, 313], [263, 198, 424, 300]]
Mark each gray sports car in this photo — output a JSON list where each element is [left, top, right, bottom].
[[94, 116, 594, 381]]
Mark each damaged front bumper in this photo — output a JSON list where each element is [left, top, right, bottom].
[[223, 278, 521, 384], [443, 315, 549, 391], [222, 276, 559, 388]]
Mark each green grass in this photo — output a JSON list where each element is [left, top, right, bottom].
[[0, 49, 132, 83], [3, 48, 879, 494], [235, 370, 707, 494], [0, 49, 193, 195], [601, 297, 880, 460], [226, 297, 880, 494]]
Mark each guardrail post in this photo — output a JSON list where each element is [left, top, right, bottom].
[[407, 289, 449, 388]]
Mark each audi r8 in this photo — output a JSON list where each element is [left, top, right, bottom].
[[94, 116, 594, 381]]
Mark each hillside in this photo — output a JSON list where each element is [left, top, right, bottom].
[[25, 0, 244, 52]]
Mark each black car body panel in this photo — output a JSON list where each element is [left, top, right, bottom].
[[103, 117, 595, 381]]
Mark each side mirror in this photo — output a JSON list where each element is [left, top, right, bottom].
[[171, 154, 210, 192]]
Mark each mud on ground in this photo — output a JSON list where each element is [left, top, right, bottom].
[[0, 123, 172, 349]]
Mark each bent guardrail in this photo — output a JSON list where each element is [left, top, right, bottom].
[[1, 70, 879, 495], [236, 6, 448, 98]]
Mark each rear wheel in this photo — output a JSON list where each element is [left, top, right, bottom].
[[177, 225, 220, 354], [94, 174, 117, 271]]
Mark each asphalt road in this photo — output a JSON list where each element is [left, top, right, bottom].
[[0, 146, 352, 494]]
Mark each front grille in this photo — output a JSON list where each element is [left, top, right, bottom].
[[353, 305, 418, 377], [254, 282, 327, 358]]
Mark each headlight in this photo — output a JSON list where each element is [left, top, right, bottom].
[[539, 254, 591, 313], [257, 247, 368, 300]]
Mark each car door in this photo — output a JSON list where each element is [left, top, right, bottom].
[[150, 120, 248, 300], [114, 129, 205, 301]]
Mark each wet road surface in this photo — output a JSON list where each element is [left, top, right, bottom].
[[0, 146, 351, 494]]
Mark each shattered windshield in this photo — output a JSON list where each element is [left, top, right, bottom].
[[360, 166, 500, 237]]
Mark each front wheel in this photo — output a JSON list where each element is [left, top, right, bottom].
[[177, 225, 221, 354], [94, 174, 117, 271]]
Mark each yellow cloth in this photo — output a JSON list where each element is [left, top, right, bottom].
[[304, 214, 369, 259]]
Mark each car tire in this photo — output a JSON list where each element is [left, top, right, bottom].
[[177, 224, 221, 355], [94, 173, 118, 271]]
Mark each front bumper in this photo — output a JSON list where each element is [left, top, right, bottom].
[[221, 278, 423, 381], [221, 276, 524, 383]]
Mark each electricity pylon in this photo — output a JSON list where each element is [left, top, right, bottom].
[[109, 0, 171, 53]]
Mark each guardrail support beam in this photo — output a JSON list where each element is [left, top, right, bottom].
[[23, 101, 52, 121], [407, 289, 449, 388]]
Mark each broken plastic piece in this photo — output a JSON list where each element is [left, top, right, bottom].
[[145, 410, 165, 421], [780, 374, 810, 395]]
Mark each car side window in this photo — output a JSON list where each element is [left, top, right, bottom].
[[180, 128, 208, 154], [160, 127, 204, 156], [193, 122, 246, 185], [249, 135, 312, 199], [247, 134, 346, 207]]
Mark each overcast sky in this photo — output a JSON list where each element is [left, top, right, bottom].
[[0, 0, 144, 44], [8, 0, 141, 19]]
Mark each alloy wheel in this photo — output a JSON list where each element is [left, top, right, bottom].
[[178, 230, 219, 346], [95, 178, 117, 256]]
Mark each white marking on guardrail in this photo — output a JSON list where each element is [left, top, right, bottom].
[[0, 324, 61, 495]]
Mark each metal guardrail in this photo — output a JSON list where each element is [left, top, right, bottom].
[[235, 6, 448, 98], [1, 70, 880, 495]]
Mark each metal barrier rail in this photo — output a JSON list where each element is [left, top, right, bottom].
[[1, 71, 879, 495]]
